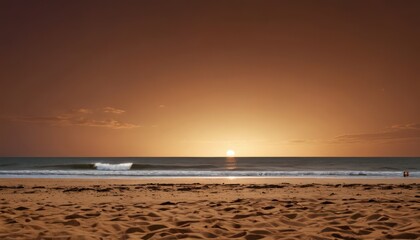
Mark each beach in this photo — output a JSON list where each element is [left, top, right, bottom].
[[0, 178, 419, 240]]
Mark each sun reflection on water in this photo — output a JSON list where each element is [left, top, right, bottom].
[[225, 157, 237, 170]]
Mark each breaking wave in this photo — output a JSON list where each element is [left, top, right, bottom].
[[94, 163, 133, 171], [42, 163, 218, 170]]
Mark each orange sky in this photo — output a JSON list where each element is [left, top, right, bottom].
[[0, 0, 419, 156]]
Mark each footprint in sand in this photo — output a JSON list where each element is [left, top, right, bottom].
[[175, 220, 198, 227], [375, 221, 398, 228], [350, 213, 364, 220], [126, 227, 145, 234], [367, 213, 382, 221], [141, 232, 156, 240], [147, 224, 167, 231], [147, 212, 160, 217], [233, 214, 251, 219], [386, 233, 419, 239], [284, 213, 297, 219], [160, 201, 176, 206], [336, 225, 352, 231], [250, 230, 272, 235], [331, 233, 356, 240], [15, 206, 29, 211], [321, 227, 339, 233], [357, 229, 373, 235], [65, 213, 86, 219], [5, 218, 17, 224], [231, 223, 241, 229], [201, 232, 218, 238], [168, 228, 193, 234], [245, 234, 265, 240], [224, 207, 235, 211], [63, 220, 80, 226], [85, 212, 101, 217], [211, 223, 228, 231], [262, 206, 275, 210], [230, 232, 247, 238]]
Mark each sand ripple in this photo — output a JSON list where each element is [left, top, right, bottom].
[[0, 182, 419, 239]]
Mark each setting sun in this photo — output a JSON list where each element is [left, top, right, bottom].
[[226, 149, 235, 157]]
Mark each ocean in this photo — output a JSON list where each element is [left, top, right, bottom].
[[0, 157, 418, 178]]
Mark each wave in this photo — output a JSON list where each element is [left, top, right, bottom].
[[131, 164, 217, 170], [94, 163, 133, 171], [0, 170, 418, 178], [38, 163, 218, 170], [41, 164, 96, 170]]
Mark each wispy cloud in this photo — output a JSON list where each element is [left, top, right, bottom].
[[8, 107, 140, 129], [103, 107, 125, 114], [181, 139, 267, 144], [332, 123, 420, 143], [68, 118, 139, 129], [74, 108, 93, 114], [286, 139, 312, 144], [391, 123, 420, 130], [283, 123, 420, 145]]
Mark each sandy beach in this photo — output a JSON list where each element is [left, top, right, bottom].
[[0, 178, 419, 240]]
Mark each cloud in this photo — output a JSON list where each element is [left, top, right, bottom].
[[391, 123, 420, 130], [74, 108, 93, 114], [182, 139, 267, 144], [103, 107, 125, 114], [282, 123, 420, 145], [66, 117, 140, 129], [332, 123, 420, 143], [8, 107, 140, 129], [287, 139, 310, 144]]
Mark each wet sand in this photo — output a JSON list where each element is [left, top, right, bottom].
[[0, 178, 419, 239]]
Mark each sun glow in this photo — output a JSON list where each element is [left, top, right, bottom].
[[226, 149, 235, 157]]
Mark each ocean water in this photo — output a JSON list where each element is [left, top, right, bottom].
[[0, 157, 418, 178]]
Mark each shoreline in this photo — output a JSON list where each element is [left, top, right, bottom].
[[1, 177, 419, 185]]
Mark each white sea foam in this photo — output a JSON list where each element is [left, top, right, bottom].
[[94, 163, 133, 171]]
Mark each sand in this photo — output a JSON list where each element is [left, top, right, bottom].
[[0, 178, 419, 240]]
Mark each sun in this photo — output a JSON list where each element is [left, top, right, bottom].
[[226, 149, 235, 157]]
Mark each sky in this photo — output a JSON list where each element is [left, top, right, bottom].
[[0, 0, 419, 157]]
